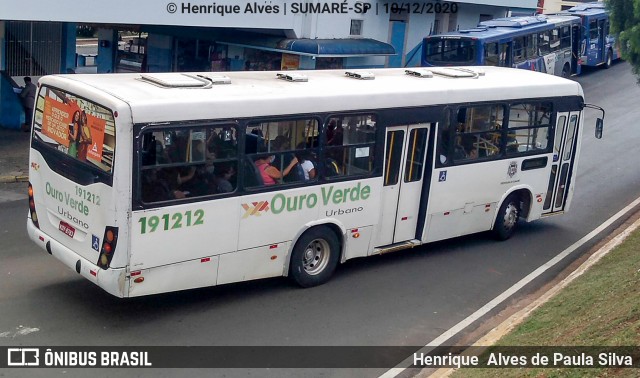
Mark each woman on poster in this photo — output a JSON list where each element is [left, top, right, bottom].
[[67, 110, 81, 158], [77, 111, 93, 162]]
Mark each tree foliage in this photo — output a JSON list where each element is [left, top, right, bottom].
[[607, 0, 640, 78]]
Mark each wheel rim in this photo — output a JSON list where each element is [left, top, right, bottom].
[[607, 53, 612, 66], [502, 202, 519, 232], [302, 238, 330, 275]]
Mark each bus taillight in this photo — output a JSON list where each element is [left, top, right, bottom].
[[28, 183, 40, 229], [97, 226, 119, 270]]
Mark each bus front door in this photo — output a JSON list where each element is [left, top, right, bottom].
[[572, 24, 581, 74], [377, 124, 430, 246], [543, 112, 580, 214], [598, 19, 606, 64]]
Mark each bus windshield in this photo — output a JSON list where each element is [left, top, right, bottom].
[[424, 38, 477, 66], [33, 86, 116, 175]]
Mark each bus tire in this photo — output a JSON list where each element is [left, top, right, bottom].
[[493, 194, 520, 241], [604, 49, 613, 69], [562, 64, 571, 78], [289, 226, 340, 288]]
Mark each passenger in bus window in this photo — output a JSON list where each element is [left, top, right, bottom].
[[327, 120, 344, 146], [273, 136, 304, 182], [142, 168, 187, 202], [458, 134, 478, 160], [254, 155, 298, 186], [465, 145, 478, 160], [176, 166, 196, 187], [296, 149, 316, 180], [212, 164, 236, 193], [327, 120, 336, 141], [179, 165, 216, 197]]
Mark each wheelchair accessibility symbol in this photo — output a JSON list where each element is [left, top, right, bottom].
[[92, 235, 100, 252], [439, 171, 447, 182]]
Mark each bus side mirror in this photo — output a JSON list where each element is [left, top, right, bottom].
[[595, 118, 603, 139]]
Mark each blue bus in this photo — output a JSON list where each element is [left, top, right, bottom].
[[422, 14, 582, 78], [558, 2, 619, 72]]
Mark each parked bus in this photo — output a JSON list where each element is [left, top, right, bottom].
[[422, 14, 582, 78], [557, 2, 619, 72], [27, 67, 602, 297]]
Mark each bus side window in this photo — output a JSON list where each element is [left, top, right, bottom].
[[498, 43, 510, 67], [325, 115, 376, 178], [549, 28, 561, 52], [485, 43, 499, 66], [453, 105, 505, 163], [244, 118, 320, 188], [525, 34, 536, 60], [513, 37, 525, 63], [589, 20, 599, 42], [538, 31, 550, 55], [139, 126, 239, 204], [506, 102, 553, 155]]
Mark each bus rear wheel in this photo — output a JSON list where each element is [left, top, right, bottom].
[[562, 64, 571, 78], [290, 226, 340, 288], [493, 194, 520, 241]]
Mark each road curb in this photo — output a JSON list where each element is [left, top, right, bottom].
[[0, 175, 29, 183], [426, 215, 640, 378]]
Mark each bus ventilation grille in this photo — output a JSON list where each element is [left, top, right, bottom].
[[276, 73, 308, 82], [405, 69, 434, 78], [345, 71, 375, 80]]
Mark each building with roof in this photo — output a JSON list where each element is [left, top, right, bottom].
[[1, 0, 538, 77]]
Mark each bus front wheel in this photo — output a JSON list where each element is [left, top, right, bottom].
[[493, 194, 520, 241], [290, 226, 340, 288]]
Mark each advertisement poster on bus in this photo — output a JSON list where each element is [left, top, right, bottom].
[[86, 114, 106, 164], [42, 97, 73, 147]]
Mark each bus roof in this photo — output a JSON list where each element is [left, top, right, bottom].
[[39, 67, 584, 124], [426, 14, 580, 41]]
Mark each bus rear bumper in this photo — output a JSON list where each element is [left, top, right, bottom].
[[27, 220, 127, 298]]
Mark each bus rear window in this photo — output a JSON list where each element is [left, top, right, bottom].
[[424, 38, 477, 66], [33, 86, 116, 174]]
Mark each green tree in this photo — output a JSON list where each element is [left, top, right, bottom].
[[607, 0, 640, 78]]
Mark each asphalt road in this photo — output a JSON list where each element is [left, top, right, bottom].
[[1, 62, 639, 378]]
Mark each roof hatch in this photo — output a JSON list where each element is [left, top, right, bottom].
[[345, 71, 375, 80], [139, 73, 226, 88], [405, 69, 434, 78], [276, 72, 308, 82], [429, 67, 485, 79]]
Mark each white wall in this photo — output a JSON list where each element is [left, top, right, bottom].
[[542, 0, 563, 13], [456, 3, 508, 29]]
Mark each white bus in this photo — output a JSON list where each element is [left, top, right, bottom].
[[26, 67, 602, 297]]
